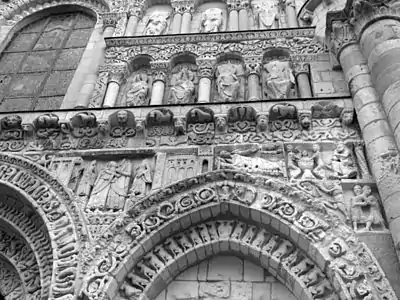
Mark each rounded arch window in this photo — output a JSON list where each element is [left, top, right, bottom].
[[0, 11, 96, 111]]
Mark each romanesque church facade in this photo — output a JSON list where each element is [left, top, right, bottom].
[[0, 0, 400, 299]]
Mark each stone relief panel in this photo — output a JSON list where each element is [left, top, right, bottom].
[[136, 5, 173, 36], [119, 70, 152, 107], [167, 63, 198, 105], [262, 59, 296, 100], [214, 60, 245, 102], [192, 3, 227, 33]]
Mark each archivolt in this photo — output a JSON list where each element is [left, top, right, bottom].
[[81, 170, 397, 300], [0, 153, 84, 299]]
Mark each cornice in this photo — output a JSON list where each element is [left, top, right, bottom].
[[105, 27, 317, 47]]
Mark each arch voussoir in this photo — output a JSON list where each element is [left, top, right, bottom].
[[81, 170, 397, 300]]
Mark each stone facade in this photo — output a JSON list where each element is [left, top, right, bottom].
[[1, 0, 400, 299]]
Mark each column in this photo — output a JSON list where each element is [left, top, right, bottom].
[[125, 6, 144, 36], [74, 14, 117, 108], [294, 63, 312, 98], [103, 69, 126, 107], [181, 10, 192, 33], [332, 21, 400, 260], [196, 58, 215, 103], [227, 2, 239, 31], [359, 19, 400, 151], [150, 61, 169, 105], [244, 57, 261, 101], [172, 12, 182, 34], [285, 0, 298, 28], [238, 0, 249, 30]]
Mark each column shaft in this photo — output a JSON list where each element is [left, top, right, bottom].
[[198, 78, 212, 103], [150, 81, 166, 105], [172, 13, 182, 34], [340, 43, 400, 259], [296, 73, 312, 98], [103, 81, 120, 107], [238, 9, 248, 31], [181, 12, 192, 33], [125, 15, 139, 36], [285, 4, 298, 27], [228, 10, 239, 31], [247, 74, 260, 101], [74, 25, 115, 108]]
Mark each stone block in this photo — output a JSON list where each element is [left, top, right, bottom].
[[253, 283, 271, 300], [199, 281, 230, 298], [166, 281, 199, 300], [244, 260, 264, 282], [271, 282, 296, 300], [155, 290, 166, 300], [198, 260, 208, 281], [231, 282, 252, 300], [207, 256, 243, 281], [313, 82, 334, 95], [176, 264, 199, 281]]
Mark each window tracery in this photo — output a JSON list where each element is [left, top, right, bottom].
[[0, 12, 96, 112]]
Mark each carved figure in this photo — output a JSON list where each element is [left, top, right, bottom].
[[200, 8, 223, 33], [86, 160, 131, 211], [287, 145, 325, 179], [253, 1, 278, 29], [217, 145, 284, 177], [77, 160, 97, 197], [328, 142, 357, 179], [216, 63, 242, 102], [351, 185, 385, 231], [126, 74, 150, 106], [264, 60, 295, 99], [144, 12, 170, 35], [169, 66, 195, 104], [129, 160, 152, 198]]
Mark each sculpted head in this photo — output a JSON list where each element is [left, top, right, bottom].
[[353, 185, 362, 195], [299, 113, 311, 129], [145, 13, 169, 35], [201, 8, 223, 33], [117, 110, 129, 125]]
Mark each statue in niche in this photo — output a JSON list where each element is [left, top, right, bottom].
[[77, 160, 97, 198], [264, 60, 295, 99], [327, 142, 357, 179], [200, 8, 224, 33], [217, 144, 285, 177], [287, 144, 325, 180], [216, 63, 243, 102], [350, 185, 385, 231], [126, 160, 153, 209], [86, 160, 131, 212], [144, 12, 170, 35], [253, 1, 279, 29], [126, 73, 150, 106], [169, 66, 196, 104]]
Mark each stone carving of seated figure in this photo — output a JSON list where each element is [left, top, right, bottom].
[[169, 66, 196, 104], [253, 1, 278, 29], [264, 60, 295, 99], [144, 12, 170, 35], [200, 8, 224, 33], [126, 74, 150, 106]]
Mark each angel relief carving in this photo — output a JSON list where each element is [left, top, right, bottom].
[[200, 8, 224, 33], [168, 65, 196, 104], [216, 62, 244, 102], [263, 60, 295, 99], [125, 73, 150, 106], [86, 160, 132, 212], [144, 12, 170, 35]]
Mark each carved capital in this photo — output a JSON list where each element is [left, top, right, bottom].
[[99, 63, 128, 84], [128, 0, 147, 18], [196, 58, 216, 79], [150, 61, 170, 82], [293, 62, 310, 76], [244, 56, 262, 75], [100, 12, 119, 29], [328, 20, 357, 58], [171, 0, 195, 14]]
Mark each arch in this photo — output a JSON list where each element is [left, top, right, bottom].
[[0, 153, 84, 299], [80, 170, 397, 300]]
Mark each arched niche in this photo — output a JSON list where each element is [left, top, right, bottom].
[[0, 153, 83, 299], [167, 53, 198, 105], [0, 258, 25, 299], [262, 48, 297, 100], [80, 170, 397, 300], [214, 53, 245, 103], [192, 2, 227, 33], [136, 4, 173, 36], [118, 55, 153, 107]]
